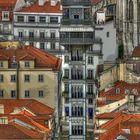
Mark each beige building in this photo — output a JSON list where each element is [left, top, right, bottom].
[[0, 41, 62, 138]]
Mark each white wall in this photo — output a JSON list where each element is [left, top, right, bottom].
[[95, 21, 117, 61]]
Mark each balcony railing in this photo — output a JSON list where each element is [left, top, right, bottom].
[[0, 30, 12, 35], [61, 0, 91, 6], [60, 38, 94, 45], [71, 56, 83, 61], [71, 75, 83, 80], [61, 19, 93, 25], [14, 36, 59, 42]]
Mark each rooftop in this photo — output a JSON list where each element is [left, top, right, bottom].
[[16, 0, 62, 13], [0, 99, 54, 139], [0, 43, 62, 70], [96, 112, 140, 140]]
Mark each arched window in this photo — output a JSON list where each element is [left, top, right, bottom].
[[129, 0, 134, 21]]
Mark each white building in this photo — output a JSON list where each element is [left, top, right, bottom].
[[13, 0, 62, 52], [0, 0, 26, 41], [95, 11, 117, 61], [60, 0, 103, 139]]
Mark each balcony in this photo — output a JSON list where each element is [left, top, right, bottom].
[[61, 0, 91, 6], [61, 19, 93, 25], [62, 91, 69, 97], [60, 37, 94, 45], [86, 77, 94, 83], [71, 75, 83, 80], [0, 30, 12, 35], [87, 92, 94, 98], [14, 36, 59, 42]]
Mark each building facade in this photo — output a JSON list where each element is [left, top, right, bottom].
[[13, 0, 63, 53], [60, 0, 102, 139], [0, 0, 26, 41], [0, 42, 62, 139]]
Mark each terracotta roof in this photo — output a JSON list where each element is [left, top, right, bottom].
[[0, 0, 17, 22], [96, 112, 122, 119], [92, 0, 102, 5], [97, 112, 140, 140], [132, 47, 140, 57], [17, 0, 62, 13], [0, 124, 37, 139], [97, 81, 140, 107], [0, 99, 54, 115], [0, 45, 62, 70]]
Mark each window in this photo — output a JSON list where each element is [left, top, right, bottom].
[[18, 31, 23, 38], [24, 61, 30, 68], [0, 61, 3, 68], [50, 42, 55, 49], [65, 97, 69, 104], [24, 75, 30, 82], [72, 106, 83, 117], [39, 16, 46, 23], [29, 42, 34, 46], [106, 32, 110, 37], [29, 31, 34, 38], [2, 11, 9, 20], [88, 108, 93, 119], [72, 125, 83, 135], [74, 14, 79, 19], [17, 16, 24, 22], [50, 17, 58, 23], [64, 83, 69, 92], [11, 75, 16, 82], [88, 56, 93, 64], [40, 42, 45, 50], [65, 107, 69, 116], [87, 69, 93, 79], [50, 32, 55, 39], [28, 16, 35, 22], [0, 75, 3, 82], [11, 90, 16, 98], [64, 56, 69, 63], [88, 98, 93, 104], [88, 84, 93, 94], [25, 90, 30, 98], [38, 74, 44, 82], [40, 32, 45, 38], [64, 69, 69, 78], [0, 90, 3, 98], [38, 90, 44, 97]]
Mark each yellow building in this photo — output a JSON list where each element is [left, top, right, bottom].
[[0, 42, 62, 137]]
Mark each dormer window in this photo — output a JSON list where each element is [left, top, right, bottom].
[[116, 88, 120, 94], [2, 11, 9, 21], [0, 61, 3, 68], [24, 61, 30, 68]]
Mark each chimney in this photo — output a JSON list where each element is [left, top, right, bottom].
[[51, 0, 57, 6], [38, 0, 47, 6]]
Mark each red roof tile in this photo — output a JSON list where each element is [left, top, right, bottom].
[[0, 99, 54, 115], [0, 45, 62, 70], [97, 112, 140, 140], [132, 47, 140, 57], [92, 0, 102, 5], [17, 0, 62, 13]]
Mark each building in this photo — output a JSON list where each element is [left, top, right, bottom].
[[116, 0, 139, 57], [95, 10, 117, 61], [0, 0, 26, 41], [0, 41, 62, 138], [0, 99, 54, 140], [60, 0, 103, 139], [95, 112, 140, 140], [13, 0, 62, 53]]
